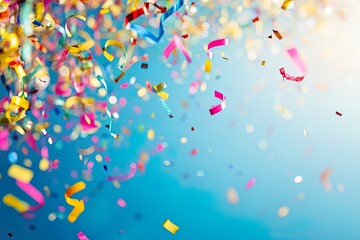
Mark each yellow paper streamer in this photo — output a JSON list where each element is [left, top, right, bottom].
[[163, 219, 179, 234], [63, 96, 95, 110], [65, 14, 86, 38], [68, 31, 95, 55], [65, 181, 86, 223], [5, 96, 30, 124]]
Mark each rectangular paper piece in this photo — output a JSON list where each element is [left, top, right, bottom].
[[163, 219, 179, 234]]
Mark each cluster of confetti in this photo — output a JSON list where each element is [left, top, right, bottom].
[[0, 0, 355, 238]]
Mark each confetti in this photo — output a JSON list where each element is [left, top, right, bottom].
[[163, 34, 191, 63], [209, 90, 226, 115], [336, 111, 342, 116], [65, 14, 86, 38], [252, 16, 259, 22], [320, 168, 332, 192], [129, 0, 184, 44], [272, 30, 283, 40], [163, 219, 179, 234], [65, 181, 86, 223], [77, 232, 89, 240], [261, 61, 266, 66], [278, 206, 289, 217], [204, 59, 212, 73], [245, 178, 256, 189], [106, 163, 137, 181], [281, 49, 308, 81], [8, 164, 34, 183], [281, 0, 293, 10], [226, 187, 239, 204], [206, 38, 229, 59], [141, 63, 148, 69]]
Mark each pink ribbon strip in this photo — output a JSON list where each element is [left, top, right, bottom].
[[207, 38, 229, 59], [16, 180, 45, 218], [209, 90, 226, 115], [163, 34, 191, 63], [280, 47, 307, 82]]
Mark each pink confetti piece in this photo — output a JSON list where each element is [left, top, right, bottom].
[[77, 231, 89, 240], [117, 199, 127, 207], [209, 90, 226, 115], [120, 82, 130, 89], [106, 163, 137, 181], [79, 113, 98, 132], [163, 34, 191, 63], [245, 178, 256, 190], [41, 146, 48, 159], [207, 38, 229, 59], [0, 129, 10, 151]]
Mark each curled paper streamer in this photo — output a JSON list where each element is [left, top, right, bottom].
[[163, 219, 179, 234], [209, 90, 226, 115], [279, 48, 307, 82], [96, 75, 120, 139], [65, 181, 86, 223], [163, 34, 191, 63], [63, 96, 95, 110], [124, 1, 166, 29], [207, 38, 229, 59], [16, 180, 45, 218], [5, 96, 30, 123], [129, 0, 184, 44], [106, 163, 137, 181], [65, 14, 86, 38]]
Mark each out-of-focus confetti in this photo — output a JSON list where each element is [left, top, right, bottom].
[[226, 187, 239, 204], [320, 168, 332, 192], [278, 206, 289, 217], [245, 178, 256, 189], [77, 231, 89, 240]]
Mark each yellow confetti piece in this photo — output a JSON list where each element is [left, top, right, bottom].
[[65, 181, 86, 223], [8, 164, 34, 183], [163, 219, 179, 234], [281, 0, 293, 10], [261, 60, 266, 66], [204, 59, 212, 73], [147, 129, 155, 141], [100, 8, 110, 14], [2, 194, 30, 213], [39, 158, 49, 171]]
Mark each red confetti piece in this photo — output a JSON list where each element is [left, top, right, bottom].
[[190, 148, 198, 156], [273, 30, 283, 40], [252, 16, 259, 22], [182, 34, 188, 39], [191, 127, 195, 131], [336, 111, 342, 116]]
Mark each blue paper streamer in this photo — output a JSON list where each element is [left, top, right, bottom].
[[129, 0, 184, 44]]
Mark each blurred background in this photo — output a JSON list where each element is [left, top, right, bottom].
[[1, 0, 360, 239]]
